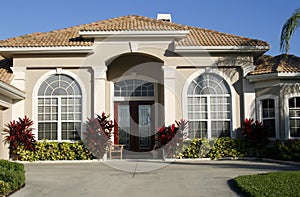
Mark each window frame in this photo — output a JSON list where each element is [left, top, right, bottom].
[[256, 95, 279, 139], [285, 94, 300, 139], [32, 72, 86, 142], [186, 73, 232, 139]]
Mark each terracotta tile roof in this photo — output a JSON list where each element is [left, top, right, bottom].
[[0, 56, 13, 83], [0, 15, 269, 48], [249, 54, 300, 75]]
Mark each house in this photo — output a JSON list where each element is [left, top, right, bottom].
[[1, 14, 297, 159]]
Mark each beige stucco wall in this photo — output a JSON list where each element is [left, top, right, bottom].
[[0, 108, 12, 159], [253, 79, 300, 139], [8, 38, 256, 140]]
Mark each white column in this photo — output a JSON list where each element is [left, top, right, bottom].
[[242, 66, 256, 120], [11, 67, 26, 119], [162, 66, 176, 126], [92, 65, 107, 117]]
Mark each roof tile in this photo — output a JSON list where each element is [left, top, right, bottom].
[[0, 15, 269, 48], [249, 54, 300, 75], [0, 56, 13, 83]]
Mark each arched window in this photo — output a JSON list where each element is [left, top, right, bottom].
[[37, 74, 82, 141], [114, 79, 154, 97], [187, 73, 231, 139]]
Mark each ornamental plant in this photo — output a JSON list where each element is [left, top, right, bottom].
[[3, 116, 36, 160], [155, 119, 188, 158], [82, 112, 114, 159], [238, 118, 268, 156]]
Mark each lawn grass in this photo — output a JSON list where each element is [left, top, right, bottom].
[[234, 171, 300, 197]]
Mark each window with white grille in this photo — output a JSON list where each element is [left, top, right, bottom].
[[37, 74, 82, 141], [187, 73, 231, 139]]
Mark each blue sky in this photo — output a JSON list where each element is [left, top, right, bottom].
[[0, 0, 299, 56]]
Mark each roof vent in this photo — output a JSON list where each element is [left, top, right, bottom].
[[157, 14, 172, 22]]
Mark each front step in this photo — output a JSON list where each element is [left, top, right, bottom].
[[123, 151, 153, 159]]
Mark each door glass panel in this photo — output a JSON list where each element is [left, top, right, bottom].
[[118, 105, 130, 148], [139, 105, 151, 149]]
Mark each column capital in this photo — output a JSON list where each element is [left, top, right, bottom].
[[242, 65, 256, 77], [11, 67, 26, 80], [92, 65, 107, 80]]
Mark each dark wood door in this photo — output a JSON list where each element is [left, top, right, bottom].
[[114, 101, 154, 152]]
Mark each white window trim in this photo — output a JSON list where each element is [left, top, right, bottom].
[[182, 70, 235, 139], [32, 69, 87, 142], [284, 93, 300, 139], [256, 94, 279, 139]]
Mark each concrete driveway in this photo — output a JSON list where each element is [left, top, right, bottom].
[[11, 159, 300, 197]]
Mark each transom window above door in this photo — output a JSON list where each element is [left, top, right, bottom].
[[114, 79, 154, 97], [37, 74, 82, 141]]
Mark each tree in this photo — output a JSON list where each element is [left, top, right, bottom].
[[280, 8, 300, 54]]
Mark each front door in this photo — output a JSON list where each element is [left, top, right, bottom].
[[114, 101, 154, 152]]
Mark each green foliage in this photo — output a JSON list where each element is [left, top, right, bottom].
[[235, 171, 300, 197], [179, 137, 246, 159], [264, 140, 300, 162], [2, 116, 36, 160], [179, 138, 210, 158], [0, 180, 10, 196], [0, 160, 25, 196], [17, 141, 93, 161], [208, 137, 246, 159], [280, 8, 300, 53]]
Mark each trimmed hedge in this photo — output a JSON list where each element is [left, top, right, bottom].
[[17, 141, 94, 161], [235, 171, 300, 197], [0, 160, 25, 196], [179, 137, 247, 159]]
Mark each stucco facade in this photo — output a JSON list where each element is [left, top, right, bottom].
[[4, 15, 292, 158]]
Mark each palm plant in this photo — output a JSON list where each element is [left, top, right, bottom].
[[280, 8, 300, 53]]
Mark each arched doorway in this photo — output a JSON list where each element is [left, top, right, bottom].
[[107, 53, 164, 152]]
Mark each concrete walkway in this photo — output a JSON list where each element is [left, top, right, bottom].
[[11, 159, 300, 197]]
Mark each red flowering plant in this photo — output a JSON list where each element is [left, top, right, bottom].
[[238, 118, 268, 156], [3, 116, 36, 160], [82, 113, 114, 159], [155, 119, 188, 158]]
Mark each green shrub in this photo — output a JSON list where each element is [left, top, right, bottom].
[[179, 137, 247, 159], [0, 159, 24, 171], [0, 160, 25, 196], [17, 141, 94, 161], [264, 139, 300, 162], [235, 171, 300, 197], [179, 138, 211, 158], [208, 137, 246, 159], [0, 180, 10, 196]]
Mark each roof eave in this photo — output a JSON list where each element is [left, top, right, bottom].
[[0, 80, 26, 100], [174, 45, 270, 55], [0, 46, 94, 58], [79, 30, 189, 40], [247, 72, 300, 82]]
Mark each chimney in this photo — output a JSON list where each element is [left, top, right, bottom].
[[157, 14, 172, 22]]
